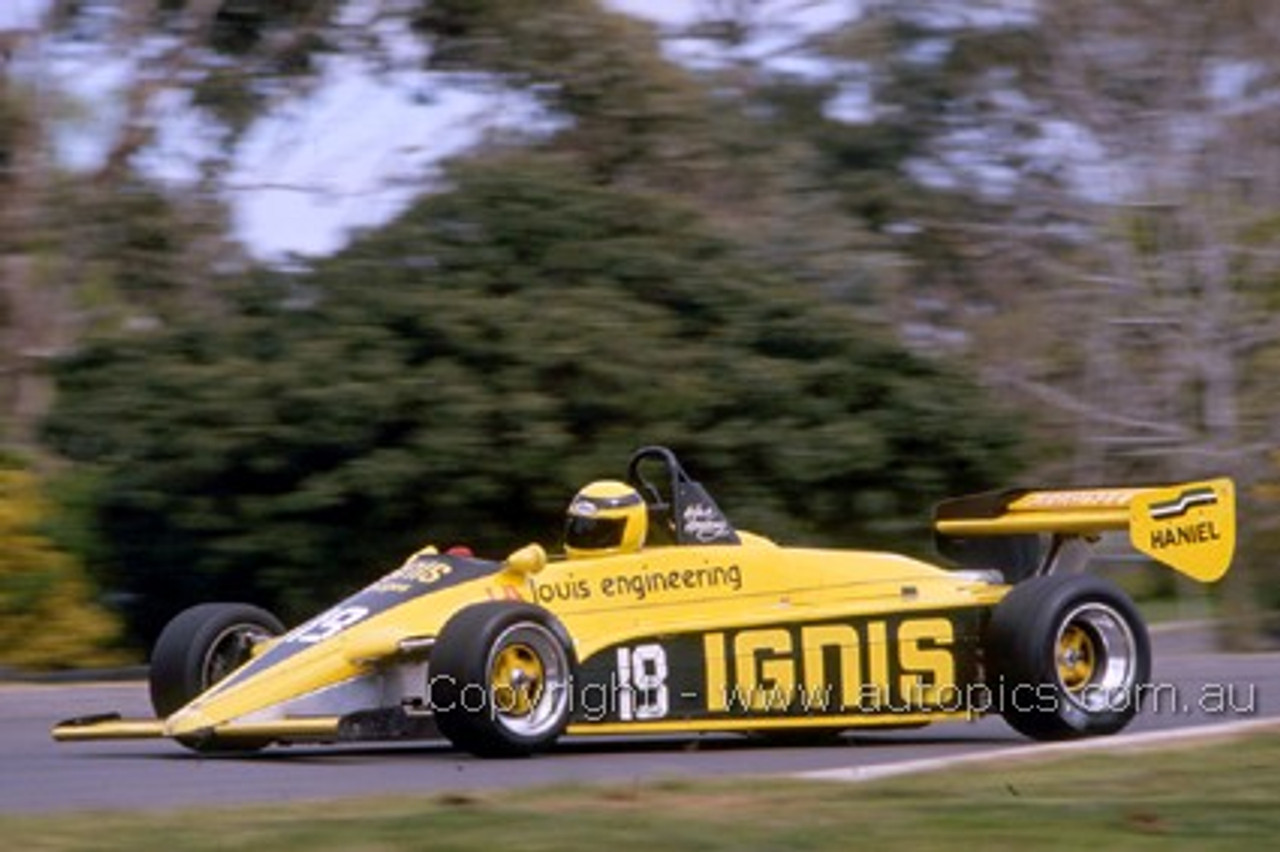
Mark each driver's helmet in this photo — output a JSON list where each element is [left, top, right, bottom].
[[564, 480, 647, 559]]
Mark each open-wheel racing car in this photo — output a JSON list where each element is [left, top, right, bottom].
[[53, 446, 1236, 757]]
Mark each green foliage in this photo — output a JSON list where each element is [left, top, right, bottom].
[[0, 463, 123, 669], [71, 182, 182, 301], [12, 0, 1277, 648], [36, 176, 237, 336], [417, 0, 713, 183], [0, 88, 38, 255], [0, 91, 28, 183], [44, 160, 1022, 645]]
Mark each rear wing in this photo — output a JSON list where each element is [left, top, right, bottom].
[[934, 478, 1235, 583]]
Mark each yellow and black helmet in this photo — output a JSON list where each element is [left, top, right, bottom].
[[564, 480, 647, 559]]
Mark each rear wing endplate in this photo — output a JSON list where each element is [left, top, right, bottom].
[[934, 478, 1235, 583]]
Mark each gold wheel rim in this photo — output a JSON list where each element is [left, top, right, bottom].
[[1057, 624, 1096, 691], [490, 643, 545, 717]]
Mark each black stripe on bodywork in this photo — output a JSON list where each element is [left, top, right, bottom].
[[1149, 487, 1218, 521], [570, 608, 984, 724], [195, 553, 501, 701]]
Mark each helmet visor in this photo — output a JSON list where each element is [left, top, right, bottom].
[[565, 515, 626, 551]]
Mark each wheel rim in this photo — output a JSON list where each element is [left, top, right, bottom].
[[1056, 624, 1096, 690], [485, 623, 569, 738], [1054, 602, 1137, 711], [491, 643, 545, 716], [200, 623, 267, 689]]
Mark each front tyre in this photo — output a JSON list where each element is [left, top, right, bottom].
[[984, 575, 1150, 740], [149, 603, 285, 718], [429, 603, 575, 758]]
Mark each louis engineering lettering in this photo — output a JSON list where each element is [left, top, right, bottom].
[[533, 564, 743, 604]]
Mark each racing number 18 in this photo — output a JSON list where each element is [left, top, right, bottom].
[[616, 644, 669, 721]]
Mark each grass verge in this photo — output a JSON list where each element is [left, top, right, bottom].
[[4, 729, 1278, 850]]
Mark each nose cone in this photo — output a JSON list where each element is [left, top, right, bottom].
[[164, 707, 215, 738]]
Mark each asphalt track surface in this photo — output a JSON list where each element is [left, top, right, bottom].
[[3, 628, 1277, 814]]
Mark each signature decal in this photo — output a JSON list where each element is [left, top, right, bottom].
[[682, 503, 733, 543]]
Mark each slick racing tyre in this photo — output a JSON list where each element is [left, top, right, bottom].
[[984, 574, 1151, 740], [149, 603, 285, 718], [429, 603, 575, 758]]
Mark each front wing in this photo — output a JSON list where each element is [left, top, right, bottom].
[[52, 708, 436, 745]]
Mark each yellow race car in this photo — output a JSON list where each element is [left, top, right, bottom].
[[53, 446, 1235, 757]]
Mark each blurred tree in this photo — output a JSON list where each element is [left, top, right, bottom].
[[417, 0, 703, 182], [0, 461, 122, 669], [1, 1, 258, 446], [44, 159, 1022, 645], [415, 0, 902, 312], [815, 0, 1280, 639], [23, 0, 1273, 645], [1, 38, 62, 445]]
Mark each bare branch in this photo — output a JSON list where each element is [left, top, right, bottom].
[[986, 371, 1193, 441]]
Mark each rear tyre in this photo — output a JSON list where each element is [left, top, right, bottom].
[[149, 602, 285, 718], [984, 574, 1150, 740], [429, 603, 575, 758]]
